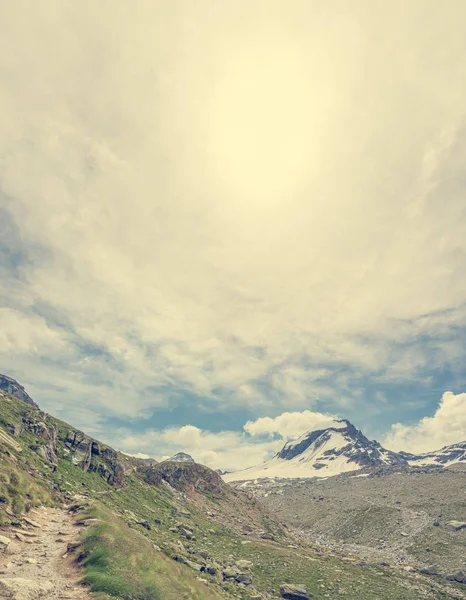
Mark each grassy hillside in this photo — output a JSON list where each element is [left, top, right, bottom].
[[1, 390, 465, 600]]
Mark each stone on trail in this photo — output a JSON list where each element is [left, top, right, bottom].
[[446, 521, 466, 531], [0, 535, 11, 552], [280, 583, 309, 600], [0, 577, 54, 600], [23, 518, 40, 528]]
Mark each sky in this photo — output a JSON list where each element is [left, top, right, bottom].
[[1, 1, 466, 471]]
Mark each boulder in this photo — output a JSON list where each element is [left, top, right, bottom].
[[446, 521, 466, 531], [235, 573, 252, 585], [280, 584, 309, 600], [177, 525, 195, 540], [222, 566, 239, 579], [452, 571, 466, 584], [420, 567, 439, 576], [0, 535, 10, 552]]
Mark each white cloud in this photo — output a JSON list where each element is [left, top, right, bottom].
[[115, 424, 283, 472], [244, 410, 338, 439], [1, 1, 466, 423], [383, 391, 466, 453]]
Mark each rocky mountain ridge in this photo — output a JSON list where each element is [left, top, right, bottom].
[[399, 442, 466, 468], [167, 451, 195, 463], [225, 419, 407, 482], [0, 374, 38, 408], [225, 418, 465, 483]]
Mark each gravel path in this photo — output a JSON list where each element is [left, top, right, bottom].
[[0, 506, 92, 599]]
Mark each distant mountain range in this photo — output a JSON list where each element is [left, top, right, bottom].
[[1, 372, 464, 482], [400, 442, 466, 468], [223, 418, 466, 482]]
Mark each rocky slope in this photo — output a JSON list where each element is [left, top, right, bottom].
[[225, 419, 406, 482], [245, 465, 466, 580], [0, 374, 38, 408]]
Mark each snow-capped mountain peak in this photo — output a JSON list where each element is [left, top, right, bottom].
[[399, 442, 466, 467], [223, 419, 405, 483]]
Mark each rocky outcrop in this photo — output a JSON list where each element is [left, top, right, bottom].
[[144, 462, 226, 497], [64, 430, 124, 485], [280, 583, 309, 599], [0, 374, 38, 408]]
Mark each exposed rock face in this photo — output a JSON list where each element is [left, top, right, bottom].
[[64, 430, 124, 485], [167, 452, 195, 463], [0, 374, 38, 408], [144, 462, 226, 497]]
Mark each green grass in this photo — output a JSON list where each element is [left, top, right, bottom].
[[74, 504, 228, 600], [0, 455, 53, 524]]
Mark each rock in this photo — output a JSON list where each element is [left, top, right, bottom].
[[136, 520, 152, 530], [446, 521, 466, 531], [280, 583, 309, 599], [420, 567, 439, 576], [400, 532, 409, 537], [453, 570, 466, 584], [153, 544, 162, 552], [75, 518, 103, 527], [236, 559, 253, 570], [0, 535, 11, 552], [23, 518, 40, 528], [260, 532, 274, 540], [222, 566, 239, 579], [433, 521, 440, 527], [177, 525, 195, 540], [172, 555, 189, 565], [0, 577, 54, 599], [235, 573, 252, 585], [0, 374, 38, 407]]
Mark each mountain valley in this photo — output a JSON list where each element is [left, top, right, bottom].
[[0, 378, 465, 600]]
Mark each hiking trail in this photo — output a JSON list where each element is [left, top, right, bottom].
[[0, 506, 93, 599]]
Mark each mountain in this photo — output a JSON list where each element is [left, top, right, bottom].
[[0, 373, 38, 408], [224, 419, 406, 482], [167, 451, 195, 463], [399, 441, 466, 467], [1, 385, 465, 598]]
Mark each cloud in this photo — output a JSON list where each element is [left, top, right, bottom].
[[1, 1, 466, 430], [115, 424, 283, 472], [383, 391, 466, 453], [244, 410, 338, 439]]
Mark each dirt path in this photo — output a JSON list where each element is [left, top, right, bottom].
[[0, 506, 93, 599]]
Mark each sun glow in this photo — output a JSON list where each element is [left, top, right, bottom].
[[205, 43, 329, 204]]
